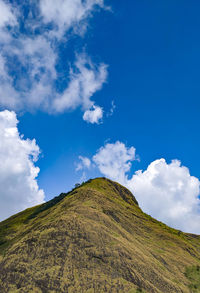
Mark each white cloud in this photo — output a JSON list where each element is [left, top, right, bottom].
[[76, 156, 91, 171], [40, 0, 105, 38], [128, 159, 200, 234], [0, 1, 108, 123], [107, 100, 116, 117], [53, 54, 107, 113], [0, 35, 58, 110], [83, 105, 103, 124], [85, 141, 200, 234], [0, 110, 45, 221], [0, 52, 21, 109], [93, 141, 136, 183], [0, 0, 16, 28], [21, 36, 57, 110]]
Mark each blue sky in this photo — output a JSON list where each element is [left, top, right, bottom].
[[1, 0, 200, 233], [19, 0, 200, 193]]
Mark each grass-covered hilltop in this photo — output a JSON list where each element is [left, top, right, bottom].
[[0, 178, 200, 292]]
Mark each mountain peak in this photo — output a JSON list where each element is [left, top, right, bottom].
[[0, 177, 200, 292], [77, 177, 139, 206]]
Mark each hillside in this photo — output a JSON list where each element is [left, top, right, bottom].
[[0, 177, 200, 292]]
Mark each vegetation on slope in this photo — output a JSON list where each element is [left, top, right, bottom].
[[185, 265, 200, 292], [0, 177, 200, 292]]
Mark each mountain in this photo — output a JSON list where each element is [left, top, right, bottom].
[[0, 178, 200, 292]]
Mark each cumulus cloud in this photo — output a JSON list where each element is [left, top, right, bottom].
[[83, 105, 103, 124], [129, 159, 200, 233], [0, 110, 45, 221], [93, 141, 136, 183], [0, 0, 108, 122], [81, 141, 200, 234]]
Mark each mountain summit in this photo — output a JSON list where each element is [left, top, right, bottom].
[[0, 178, 200, 292]]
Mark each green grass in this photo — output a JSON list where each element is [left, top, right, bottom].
[[0, 187, 78, 254], [185, 265, 200, 292], [0, 177, 200, 292]]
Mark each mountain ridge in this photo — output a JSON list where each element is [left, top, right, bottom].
[[0, 177, 200, 292]]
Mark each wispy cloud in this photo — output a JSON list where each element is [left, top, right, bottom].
[[107, 100, 116, 117], [0, 0, 16, 27], [40, 0, 106, 38], [0, 0, 108, 123], [53, 54, 107, 114], [76, 155, 91, 171]]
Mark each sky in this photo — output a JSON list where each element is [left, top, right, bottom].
[[1, 0, 200, 233]]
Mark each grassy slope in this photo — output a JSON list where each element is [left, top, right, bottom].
[[0, 178, 200, 292]]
